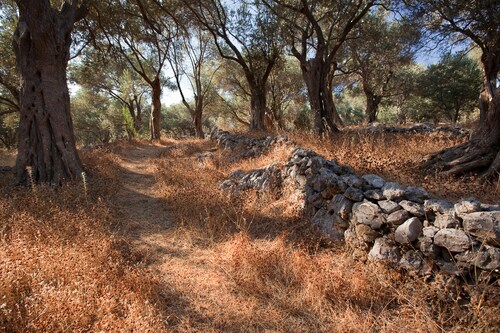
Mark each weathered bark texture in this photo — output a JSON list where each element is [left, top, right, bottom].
[[191, 94, 205, 139], [424, 89, 500, 178], [249, 83, 267, 131], [364, 87, 382, 124], [13, 0, 86, 184], [478, 51, 499, 123], [150, 76, 162, 140], [193, 106, 204, 139], [300, 58, 341, 137]]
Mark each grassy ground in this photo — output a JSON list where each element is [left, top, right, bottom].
[[0, 131, 498, 332]]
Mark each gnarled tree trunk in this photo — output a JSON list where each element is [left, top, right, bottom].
[[13, 0, 86, 185], [249, 84, 267, 131], [424, 89, 500, 178], [302, 58, 341, 137], [193, 95, 204, 139], [364, 90, 382, 124], [478, 52, 499, 123]]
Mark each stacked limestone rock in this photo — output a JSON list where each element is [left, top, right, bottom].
[[213, 131, 500, 278], [286, 148, 499, 277], [219, 165, 282, 197], [210, 128, 290, 159]]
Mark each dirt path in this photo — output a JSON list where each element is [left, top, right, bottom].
[[111, 143, 251, 331], [114, 144, 170, 233], [112, 144, 191, 265]]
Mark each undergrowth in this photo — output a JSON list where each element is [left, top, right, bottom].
[[0, 130, 498, 332], [0, 148, 167, 332]]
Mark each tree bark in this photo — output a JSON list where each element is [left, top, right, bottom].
[[478, 51, 499, 123], [423, 89, 500, 178], [365, 93, 382, 124], [150, 76, 161, 140], [249, 84, 267, 131], [13, 1, 86, 185], [133, 94, 142, 132], [301, 58, 340, 137], [193, 95, 204, 139]]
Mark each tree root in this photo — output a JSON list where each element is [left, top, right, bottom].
[[423, 140, 500, 179], [483, 149, 500, 179]]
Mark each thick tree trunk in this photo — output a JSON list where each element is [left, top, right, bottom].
[[150, 76, 161, 140], [301, 58, 340, 137], [249, 85, 267, 131], [423, 89, 500, 178], [478, 52, 499, 124], [13, 2, 85, 185]]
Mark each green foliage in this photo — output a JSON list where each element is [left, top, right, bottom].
[[267, 56, 307, 129], [162, 103, 195, 136], [71, 89, 125, 145], [121, 107, 137, 139], [335, 90, 365, 125], [0, 2, 19, 150], [293, 105, 313, 131], [416, 54, 482, 123], [347, 8, 421, 122]]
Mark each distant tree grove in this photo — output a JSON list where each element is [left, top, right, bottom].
[[0, 0, 498, 183]]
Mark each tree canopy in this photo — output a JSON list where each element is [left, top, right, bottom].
[[1, 0, 498, 182]]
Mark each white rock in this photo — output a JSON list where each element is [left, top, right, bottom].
[[395, 217, 423, 244]]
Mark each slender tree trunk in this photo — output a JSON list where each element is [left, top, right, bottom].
[[193, 95, 204, 139], [133, 94, 142, 132], [13, 2, 85, 185], [125, 100, 137, 139], [452, 107, 460, 124], [150, 76, 161, 140]]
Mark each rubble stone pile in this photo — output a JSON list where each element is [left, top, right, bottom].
[[212, 130, 500, 278]]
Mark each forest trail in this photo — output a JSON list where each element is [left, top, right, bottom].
[[113, 143, 171, 236], [111, 142, 251, 331], [2, 139, 497, 331]]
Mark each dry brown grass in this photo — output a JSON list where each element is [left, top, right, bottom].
[[290, 130, 499, 203], [0, 149, 168, 332], [0, 130, 498, 332], [220, 234, 499, 332], [153, 134, 498, 332]]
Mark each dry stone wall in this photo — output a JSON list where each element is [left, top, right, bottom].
[[212, 130, 500, 279]]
